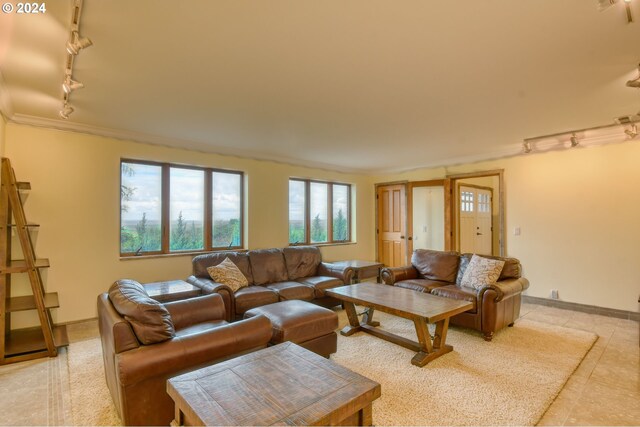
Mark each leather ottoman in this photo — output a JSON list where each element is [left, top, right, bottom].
[[244, 300, 338, 358]]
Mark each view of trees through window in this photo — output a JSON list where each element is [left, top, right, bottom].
[[289, 179, 351, 245], [120, 161, 243, 255]]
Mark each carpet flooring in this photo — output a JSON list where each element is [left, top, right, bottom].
[[66, 311, 596, 426]]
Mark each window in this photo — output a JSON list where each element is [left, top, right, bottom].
[[120, 160, 243, 256], [288, 179, 351, 245]]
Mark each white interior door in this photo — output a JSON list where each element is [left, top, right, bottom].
[[459, 186, 493, 255]]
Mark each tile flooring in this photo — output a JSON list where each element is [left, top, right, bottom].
[[0, 303, 638, 426]]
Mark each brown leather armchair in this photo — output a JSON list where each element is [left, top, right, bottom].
[[381, 250, 529, 341], [98, 280, 272, 426]]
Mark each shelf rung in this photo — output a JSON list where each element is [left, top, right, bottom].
[[3, 325, 69, 358], [16, 182, 31, 191], [6, 293, 60, 312], [0, 258, 50, 274]]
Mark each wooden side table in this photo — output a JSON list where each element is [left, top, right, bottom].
[[331, 260, 384, 284], [167, 342, 381, 426], [143, 280, 201, 303]]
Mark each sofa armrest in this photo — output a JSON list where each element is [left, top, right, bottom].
[[317, 262, 354, 284], [116, 314, 272, 387], [479, 277, 529, 303], [186, 275, 234, 321], [164, 294, 226, 330], [380, 266, 419, 285]]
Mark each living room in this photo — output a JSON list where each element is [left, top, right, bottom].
[[0, 0, 639, 426]]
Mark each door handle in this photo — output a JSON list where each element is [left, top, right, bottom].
[[400, 236, 405, 239], [476, 232, 483, 235]]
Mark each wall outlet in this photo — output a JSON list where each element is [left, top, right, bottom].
[[550, 289, 559, 299], [514, 227, 521, 236]]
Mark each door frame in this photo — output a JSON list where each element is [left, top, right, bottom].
[[447, 169, 505, 256], [374, 181, 408, 266]]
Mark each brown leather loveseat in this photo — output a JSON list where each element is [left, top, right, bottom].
[[381, 249, 529, 341], [187, 246, 353, 320], [98, 279, 272, 426]]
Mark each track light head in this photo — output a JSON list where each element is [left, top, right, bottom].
[[570, 133, 579, 147], [59, 103, 74, 119], [66, 31, 92, 55], [523, 141, 532, 153], [625, 124, 638, 138], [62, 77, 84, 94]]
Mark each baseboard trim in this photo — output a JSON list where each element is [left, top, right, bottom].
[[522, 295, 639, 322]]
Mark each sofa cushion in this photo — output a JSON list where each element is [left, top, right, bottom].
[[411, 249, 460, 282], [457, 253, 521, 284], [234, 286, 280, 315], [297, 276, 343, 298], [430, 285, 478, 314], [395, 278, 450, 294], [282, 246, 322, 280], [249, 248, 289, 285], [460, 255, 505, 291], [192, 251, 254, 284], [206, 257, 248, 292], [108, 279, 175, 345], [266, 281, 315, 301]]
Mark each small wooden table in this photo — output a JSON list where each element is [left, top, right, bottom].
[[143, 280, 201, 303], [167, 342, 381, 426], [326, 283, 473, 367], [331, 260, 384, 283]]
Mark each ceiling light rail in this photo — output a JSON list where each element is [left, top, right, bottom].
[[522, 115, 640, 154], [59, 0, 92, 120]]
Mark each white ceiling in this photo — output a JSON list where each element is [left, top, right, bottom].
[[1, 0, 639, 173]]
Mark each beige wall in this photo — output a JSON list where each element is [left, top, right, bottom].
[[4, 123, 375, 324], [0, 113, 5, 156], [373, 141, 640, 313]]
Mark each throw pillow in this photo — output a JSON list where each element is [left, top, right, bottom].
[[108, 279, 175, 345], [460, 254, 505, 291], [207, 257, 248, 292]]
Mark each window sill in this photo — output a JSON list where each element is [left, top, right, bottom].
[[289, 241, 357, 248], [120, 248, 247, 261]]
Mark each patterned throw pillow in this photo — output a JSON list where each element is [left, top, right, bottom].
[[207, 257, 248, 293], [460, 254, 505, 291]]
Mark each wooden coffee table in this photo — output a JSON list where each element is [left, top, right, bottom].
[[167, 342, 381, 426], [326, 283, 473, 367]]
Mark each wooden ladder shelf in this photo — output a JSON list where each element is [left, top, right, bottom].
[[0, 157, 68, 365]]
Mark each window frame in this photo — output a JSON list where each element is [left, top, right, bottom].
[[288, 178, 352, 246], [120, 159, 244, 257]]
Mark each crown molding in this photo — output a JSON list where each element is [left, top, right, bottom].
[[7, 113, 638, 176], [8, 113, 371, 175]]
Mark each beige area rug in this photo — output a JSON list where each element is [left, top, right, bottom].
[[332, 311, 597, 426], [66, 312, 596, 426], [67, 339, 121, 426]]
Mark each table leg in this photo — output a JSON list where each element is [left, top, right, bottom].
[[340, 302, 362, 336], [362, 308, 380, 327], [411, 317, 454, 367]]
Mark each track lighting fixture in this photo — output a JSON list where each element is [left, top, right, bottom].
[[59, 103, 74, 119], [522, 141, 532, 153], [62, 76, 84, 94], [625, 124, 638, 138], [569, 133, 579, 147], [66, 31, 93, 55]]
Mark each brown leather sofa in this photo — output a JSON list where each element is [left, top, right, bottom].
[[381, 249, 529, 341], [187, 246, 353, 320], [98, 279, 272, 426]]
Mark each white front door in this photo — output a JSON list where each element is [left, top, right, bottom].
[[458, 186, 492, 255]]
